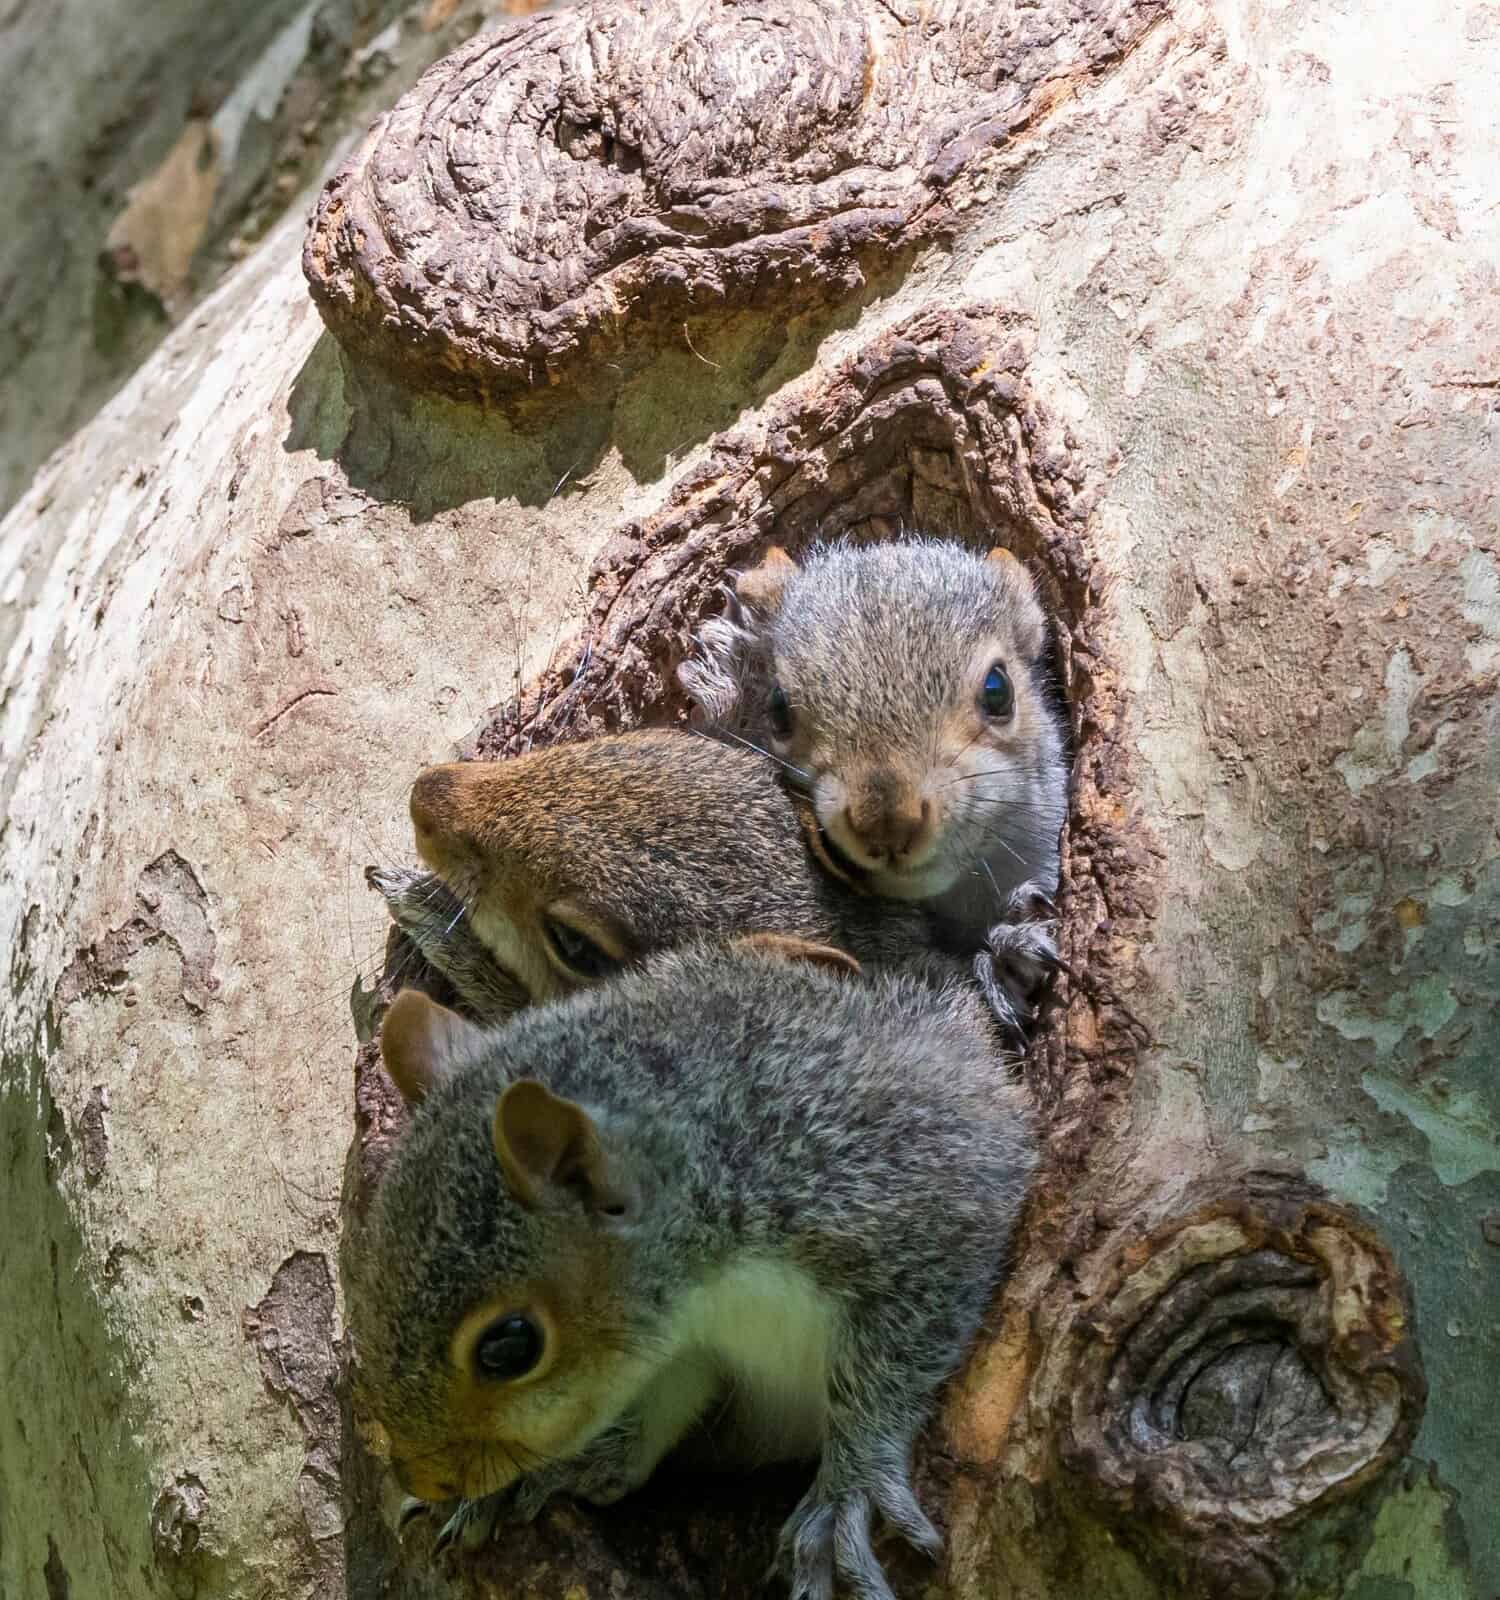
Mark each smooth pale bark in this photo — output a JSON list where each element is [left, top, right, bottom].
[[2, 1, 1495, 1597]]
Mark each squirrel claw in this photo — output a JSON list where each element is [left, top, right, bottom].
[[977, 882, 1061, 1042], [776, 1479, 933, 1600], [432, 1492, 511, 1556], [397, 1497, 432, 1538]]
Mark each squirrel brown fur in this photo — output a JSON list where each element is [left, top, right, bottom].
[[371, 729, 986, 1027]]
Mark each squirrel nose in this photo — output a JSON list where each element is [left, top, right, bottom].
[[842, 780, 934, 866]]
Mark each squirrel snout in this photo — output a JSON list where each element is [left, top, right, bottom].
[[838, 776, 936, 869], [410, 765, 489, 862]]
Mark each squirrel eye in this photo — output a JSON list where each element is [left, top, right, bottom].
[[475, 1314, 543, 1381], [768, 684, 794, 741], [980, 661, 1015, 720], [542, 916, 618, 982]]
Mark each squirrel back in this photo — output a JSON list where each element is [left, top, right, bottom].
[[680, 537, 1070, 951], [373, 729, 975, 1022], [352, 937, 1035, 1592]]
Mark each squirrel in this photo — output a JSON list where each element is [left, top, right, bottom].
[[369, 728, 984, 1026], [351, 935, 1036, 1599], [679, 537, 1071, 1032]]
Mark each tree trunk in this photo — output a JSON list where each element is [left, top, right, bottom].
[[3, 1, 1495, 1598], [0, 0, 551, 520]]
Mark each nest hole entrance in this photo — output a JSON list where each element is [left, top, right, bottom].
[[358, 308, 1119, 1595], [461, 304, 1108, 1114]]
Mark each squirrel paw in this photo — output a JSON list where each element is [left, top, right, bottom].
[[977, 882, 1060, 1041], [519, 1415, 648, 1513], [367, 863, 528, 1025], [421, 1420, 646, 1559], [431, 1491, 517, 1555], [396, 1496, 432, 1539], [774, 1473, 941, 1600]]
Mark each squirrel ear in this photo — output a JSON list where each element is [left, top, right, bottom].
[[730, 932, 863, 979], [380, 989, 487, 1107], [985, 546, 1047, 656], [734, 546, 798, 616], [493, 1080, 620, 1213]]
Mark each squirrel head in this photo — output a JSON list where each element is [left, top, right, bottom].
[[352, 937, 865, 1503], [731, 539, 1063, 900], [406, 731, 856, 1001], [350, 988, 650, 1504]]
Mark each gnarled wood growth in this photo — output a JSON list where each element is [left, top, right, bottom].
[[303, 0, 1168, 404]]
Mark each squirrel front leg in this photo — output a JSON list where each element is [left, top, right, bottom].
[[423, 1414, 649, 1555], [774, 1322, 955, 1600], [775, 1422, 940, 1600], [367, 865, 527, 1024], [428, 1353, 726, 1556]]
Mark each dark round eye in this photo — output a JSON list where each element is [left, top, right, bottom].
[[980, 661, 1015, 720], [543, 916, 617, 981], [475, 1314, 544, 1381], [768, 684, 794, 740]]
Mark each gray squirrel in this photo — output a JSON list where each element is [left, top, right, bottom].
[[351, 936, 1036, 1600], [680, 538, 1071, 1031], [370, 729, 993, 1029]]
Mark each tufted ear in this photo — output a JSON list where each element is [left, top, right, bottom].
[[493, 1080, 632, 1216], [729, 931, 863, 979], [987, 546, 1047, 657], [986, 545, 1025, 574], [380, 989, 488, 1106], [734, 546, 798, 617]]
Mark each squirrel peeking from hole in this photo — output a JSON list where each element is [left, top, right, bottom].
[[351, 936, 1036, 1600], [681, 537, 1071, 1035], [356, 536, 1070, 1596]]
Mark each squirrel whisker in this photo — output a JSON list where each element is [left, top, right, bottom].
[[690, 725, 811, 785], [939, 762, 1059, 791]]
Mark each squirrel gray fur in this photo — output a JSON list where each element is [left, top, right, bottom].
[[679, 537, 1071, 1034], [352, 938, 1036, 1600], [369, 729, 993, 1030]]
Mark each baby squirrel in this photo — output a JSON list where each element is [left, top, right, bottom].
[[352, 936, 1036, 1600], [371, 729, 975, 1024], [680, 537, 1070, 1031]]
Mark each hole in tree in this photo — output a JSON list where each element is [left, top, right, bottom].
[[351, 306, 1130, 1597]]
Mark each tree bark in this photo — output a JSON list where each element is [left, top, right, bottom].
[[0, 0, 550, 520], [3, 1, 1496, 1598]]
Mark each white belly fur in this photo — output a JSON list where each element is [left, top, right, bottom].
[[654, 1256, 836, 1466]]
